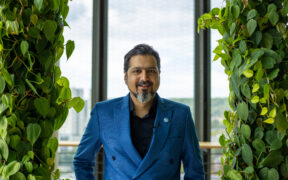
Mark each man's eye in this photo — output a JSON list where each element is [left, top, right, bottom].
[[133, 70, 141, 73], [147, 69, 156, 73]]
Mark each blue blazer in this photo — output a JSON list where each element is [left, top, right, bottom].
[[73, 94, 205, 180]]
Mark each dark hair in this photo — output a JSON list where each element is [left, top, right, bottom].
[[124, 44, 161, 73]]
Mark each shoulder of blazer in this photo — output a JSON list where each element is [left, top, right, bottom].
[[159, 97, 190, 112]]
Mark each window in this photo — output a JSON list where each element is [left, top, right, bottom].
[[58, 0, 93, 179], [108, 0, 195, 116]]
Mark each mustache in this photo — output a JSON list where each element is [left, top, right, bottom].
[[136, 81, 153, 87]]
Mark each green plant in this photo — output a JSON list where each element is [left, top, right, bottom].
[[198, 0, 288, 179], [0, 0, 84, 179]]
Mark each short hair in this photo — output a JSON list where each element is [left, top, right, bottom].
[[124, 44, 161, 73]]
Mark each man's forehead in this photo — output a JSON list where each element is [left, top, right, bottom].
[[130, 66, 157, 69]]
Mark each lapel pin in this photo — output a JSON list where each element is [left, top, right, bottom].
[[163, 118, 169, 123]]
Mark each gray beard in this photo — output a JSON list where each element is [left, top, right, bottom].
[[130, 88, 155, 104]]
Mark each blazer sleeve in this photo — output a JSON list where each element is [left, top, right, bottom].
[[73, 105, 102, 180], [181, 107, 205, 180]]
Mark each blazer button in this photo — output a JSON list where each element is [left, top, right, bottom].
[[112, 156, 116, 161], [169, 158, 174, 164]]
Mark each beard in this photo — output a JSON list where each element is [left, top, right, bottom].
[[130, 81, 155, 103]]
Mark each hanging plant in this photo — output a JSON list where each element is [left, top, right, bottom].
[[0, 0, 84, 179], [198, 0, 288, 179]]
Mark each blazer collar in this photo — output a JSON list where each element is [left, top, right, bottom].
[[115, 93, 172, 177], [133, 95, 172, 178]]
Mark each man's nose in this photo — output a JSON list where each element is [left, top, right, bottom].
[[140, 71, 148, 81]]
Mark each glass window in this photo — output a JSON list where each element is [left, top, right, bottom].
[[58, 0, 93, 179], [108, 0, 195, 116]]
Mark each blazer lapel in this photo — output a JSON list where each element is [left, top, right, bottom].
[[133, 96, 172, 179], [115, 94, 142, 166]]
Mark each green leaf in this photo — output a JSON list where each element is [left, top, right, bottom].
[[241, 124, 251, 139], [276, 114, 288, 132], [20, 41, 29, 55], [47, 137, 58, 155], [251, 96, 259, 103], [54, 169, 60, 180], [252, 83, 260, 93], [1, 68, 12, 87], [0, 75, 5, 94], [24, 162, 33, 172], [242, 144, 253, 166], [219, 134, 226, 146], [10, 135, 21, 150], [264, 118, 274, 124], [269, 107, 276, 118], [11, 172, 26, 180], [68, 97, 85, 112], [247, 9, 258, 20], [34, 0, 43, 11], [264, 84, 270, 99], [2, 161, 21, 178], [54, 106, 69, 130], [254, 127, 264, 139], [6, 21, 19, 35], [268, 68, 279, 80], [30, 14, 38, 25], [270, 138, 282, 151], [268, 4, 277, 13], [0, 116, 8, 139], [66, 40, 75, 60], [247, 19, 257, 36], [263, 33, 273, 49], [243, 69, 254, 78], [227, 170, 242, 180], [247, 50, 265, 68], [237, 102, 248, 121], [27, 123, 41, 146], [43, 20, 57, 42], [56, 87, 72, 104], [241, 83, 251, 99], [0, 139, 9, 160], [252, 138, 266, 153], [268, 11, 279, 26], [260, 107, 268, 115], [34, 97, 50, 118], [239, 40, 247, 54], [25, 79, 40, 96], [254, 31, 262, 46], [260, 151, 283, 168], [55, 46, 64, 62], [262, 56, 276, 69], [230, 22, 236, 35], [28, 174, 36, 180], [243, 166, 254, 174], [281, 161, 288, 178], [40, 121, 53, 138], [56, 76, 70, 88], [231, 5, 240, 19]]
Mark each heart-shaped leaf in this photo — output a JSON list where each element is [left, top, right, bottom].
[[247, 19, 257, 36], [34, 97, 50, 118], [27, 123, 41, 146], [237, 102, 248, 121], [20, 41, 29, 55]]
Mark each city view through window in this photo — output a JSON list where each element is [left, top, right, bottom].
[[58, 0, 229, 179]]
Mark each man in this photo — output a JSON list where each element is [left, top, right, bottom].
[[73, 44, 205, 180]]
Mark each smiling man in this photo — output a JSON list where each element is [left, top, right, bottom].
[[73, 44, 205, 180]]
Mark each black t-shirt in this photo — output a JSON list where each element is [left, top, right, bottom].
[[129, 96, 157, 159]]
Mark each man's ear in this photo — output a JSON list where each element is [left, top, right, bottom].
[[124, 72, 128, 85]]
